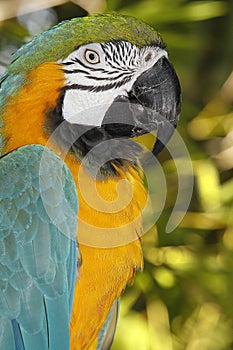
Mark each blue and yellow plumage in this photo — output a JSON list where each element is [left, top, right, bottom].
[[0, 14, 181, 349]]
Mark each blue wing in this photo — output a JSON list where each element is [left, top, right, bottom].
[[0, 145, 79, 350]]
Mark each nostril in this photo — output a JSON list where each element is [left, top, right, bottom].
[[144, 52, 152, 62]]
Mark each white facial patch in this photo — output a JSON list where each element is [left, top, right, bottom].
[[63, 89, 129, 126], [59, 41, 168, 126]]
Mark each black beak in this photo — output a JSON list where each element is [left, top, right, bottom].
[[102, 56, 181, 155]]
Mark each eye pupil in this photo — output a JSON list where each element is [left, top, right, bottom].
[[88, 53, 95, 61]]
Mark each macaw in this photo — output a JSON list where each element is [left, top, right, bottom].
[[0, 14, 181, 350]]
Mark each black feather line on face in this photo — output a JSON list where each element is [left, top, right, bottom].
[[63, 75, 133, 93], [63, 68, 91, 75]]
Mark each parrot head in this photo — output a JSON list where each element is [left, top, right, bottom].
[[0, 14, 181, 175]]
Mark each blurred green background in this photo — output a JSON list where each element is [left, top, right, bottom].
[[1, 1, 233, 349]]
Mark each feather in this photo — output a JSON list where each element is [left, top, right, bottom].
[[0, 145, 79, 349]]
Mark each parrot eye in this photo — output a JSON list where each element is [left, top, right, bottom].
[[84, 49, 100, 64]]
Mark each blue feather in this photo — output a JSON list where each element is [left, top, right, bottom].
[[0, 319, 16, 350], [97, 299, 120, 350], [44, 293, 70, 349], [11, 319, 24, 350], [0, 145, 79, 349], [20, 317, 48, 350]]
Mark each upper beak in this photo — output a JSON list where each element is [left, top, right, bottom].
[[129, 55, 181, 154], [102, 55, 181, 155]]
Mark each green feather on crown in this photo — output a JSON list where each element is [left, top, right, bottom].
[[7, 14, 162, 75]]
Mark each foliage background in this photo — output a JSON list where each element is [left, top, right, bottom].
[[0, 0, 233, 349]]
